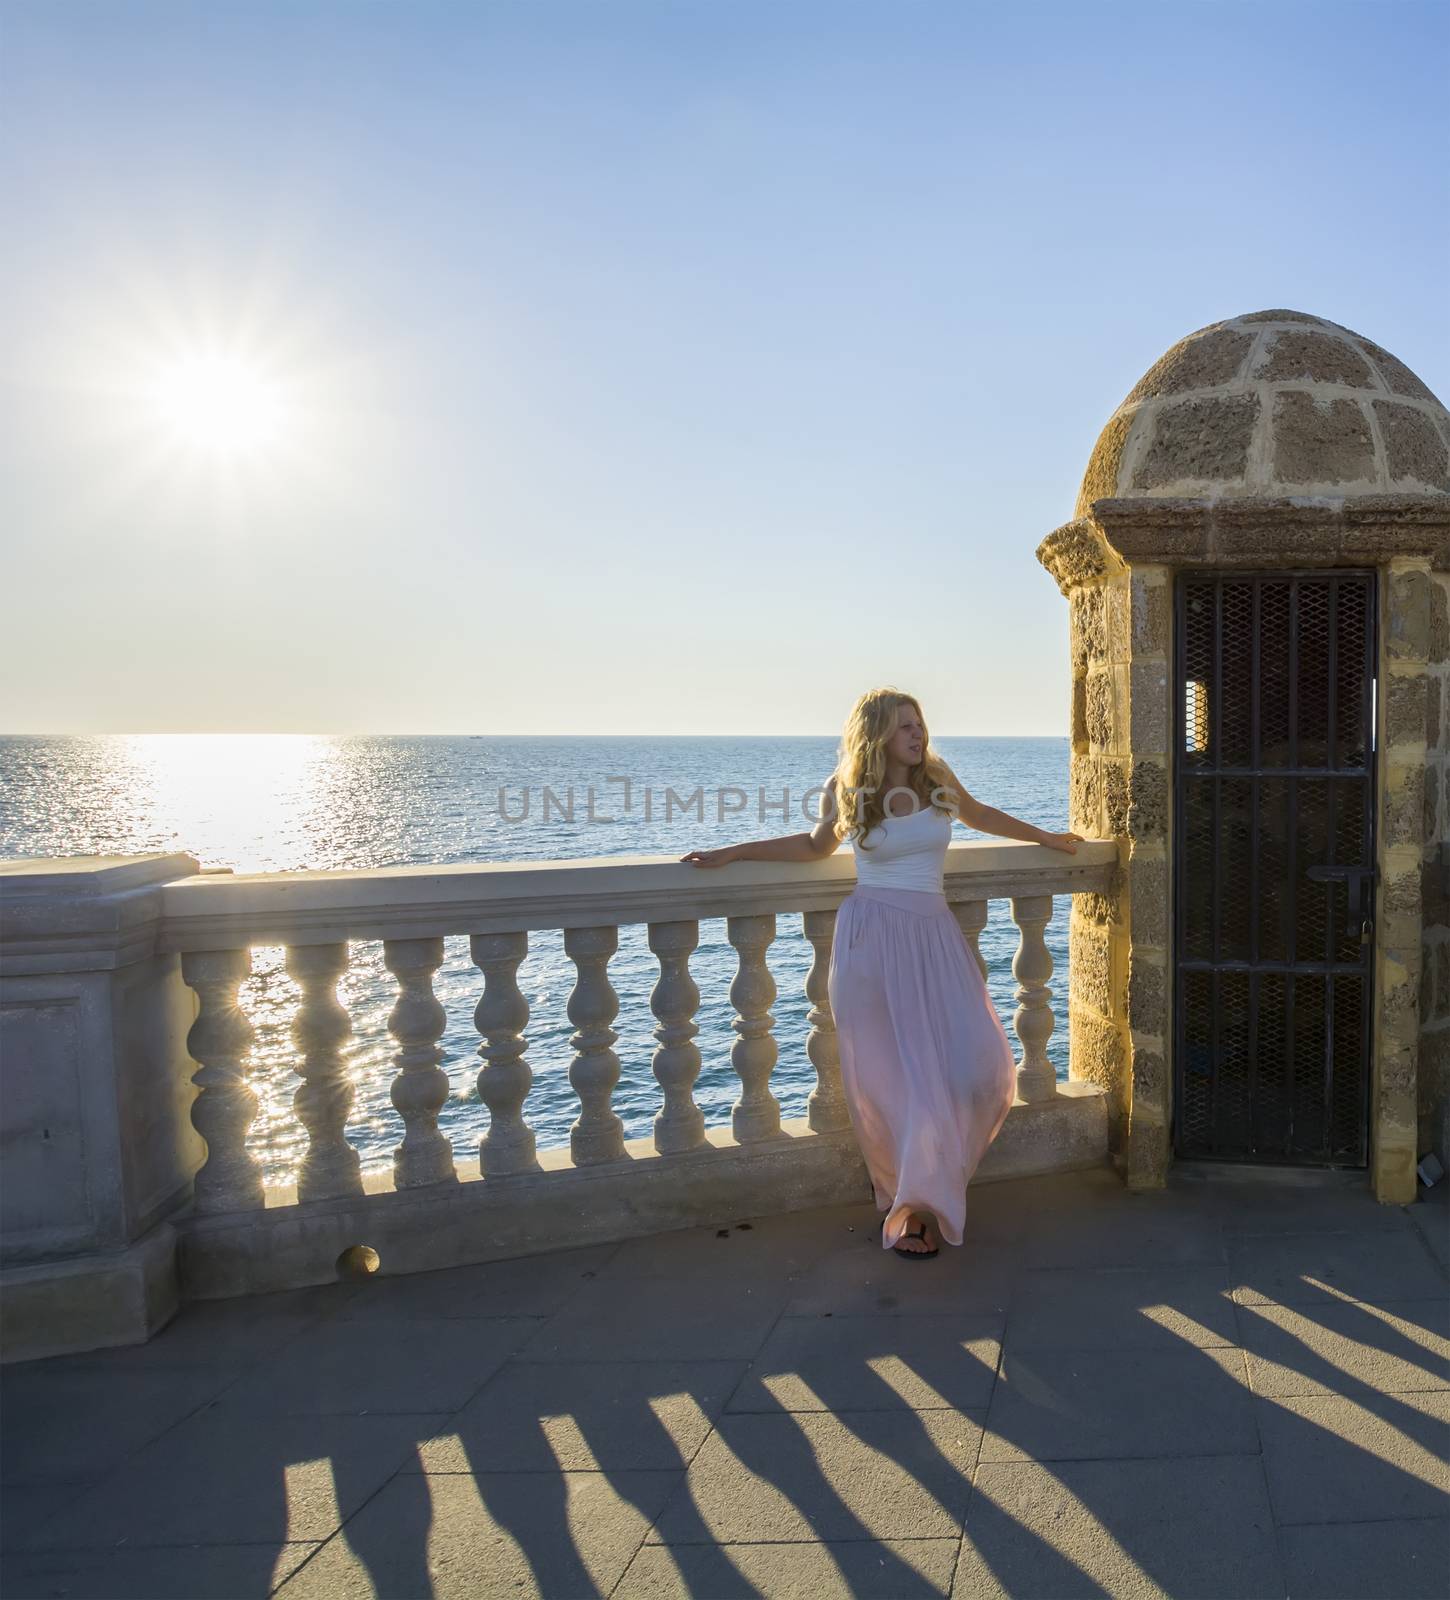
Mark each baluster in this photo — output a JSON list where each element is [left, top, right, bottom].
[[952, 898, 990, 982], [1010, 895, 1058, 1103], [803, 908, 849, 1133], [287, 942, 364, 1201], [648, 920, 707, 1154], [564, 925, 627, 1165], [182, 948, 265, 1213], [728, 913, 781, 1142], [471, 931, 539, 1175], [384, 937, 457, 1189]]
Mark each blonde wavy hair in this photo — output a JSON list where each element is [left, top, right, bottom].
[[830, 687, 956, 848]]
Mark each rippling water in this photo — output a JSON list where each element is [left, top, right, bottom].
[[0, 735, 1073, 1184]]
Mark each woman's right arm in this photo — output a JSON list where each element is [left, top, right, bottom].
[[680, 777, 840, 869]]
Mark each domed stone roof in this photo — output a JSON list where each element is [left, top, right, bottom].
[[1076, 311, 1450, 516]]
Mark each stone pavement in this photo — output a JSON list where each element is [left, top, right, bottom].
[[2, 1165, 1447, 1599]]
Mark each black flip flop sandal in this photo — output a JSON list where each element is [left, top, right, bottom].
[[881, 1217, 940, 1260]]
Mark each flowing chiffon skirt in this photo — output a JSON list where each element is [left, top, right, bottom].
[[827, 884, 1017, 1249]]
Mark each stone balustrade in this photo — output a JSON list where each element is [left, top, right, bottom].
[[0, 840, 1116, 1359]]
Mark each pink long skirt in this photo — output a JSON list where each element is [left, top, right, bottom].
[[827, 885, 1018, 1250]]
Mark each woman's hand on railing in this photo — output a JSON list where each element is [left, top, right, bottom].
[[679, 844, 744, 869], [1039, 830, 1085, 855]]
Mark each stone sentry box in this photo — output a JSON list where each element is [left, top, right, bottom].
[[1038, 309, 1450, 1203]]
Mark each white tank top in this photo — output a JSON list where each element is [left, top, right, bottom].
[[851, 804, 953, 893]]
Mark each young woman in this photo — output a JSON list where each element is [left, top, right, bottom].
[[681, 688, 1082, 1259]]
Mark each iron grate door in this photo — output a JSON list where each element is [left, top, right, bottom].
[[1173, 571, 1377, 1167]]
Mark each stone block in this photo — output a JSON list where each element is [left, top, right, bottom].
[[1383, 762, 1427, 848], [1127, 327, 1255, 403], [1128, 665, 1169, 756], [1075, 410, 1136, 517], [1386, 671, 1429, 748], [1104, 581, 1131, 663], [1133, 394, 1259, 491], [1376, 399, 1450, 491], [1085, 671, 1113, 751], [1128, 853, 1169, 947], [0, 1224, 179, 1364], [1359, 336, 1443, 404], [1069, 758, 1104, 836], [1130, 571, 1170, 657], [1069, 920, 1113, 1017], [1103, 759, 1130, 835], [1070, 673, 1088, 751], [1428, 675, 1443, 746], [1387, 566, 1432, 663], [1128, 758, 1168, 840], [1125, 955, 1167, 1035], [1272, 392, 1375, 485], [1256, 328, 1373, 386], [1430, 577, 1450, 663]]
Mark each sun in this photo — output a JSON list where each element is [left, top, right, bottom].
[[146, 349, 293, 457]]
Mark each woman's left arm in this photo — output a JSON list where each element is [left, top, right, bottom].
[[937, 764, 1082, 854]]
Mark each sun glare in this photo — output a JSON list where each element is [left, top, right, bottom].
[[147, 350, 293, 457]]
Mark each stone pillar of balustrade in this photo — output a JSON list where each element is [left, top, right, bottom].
[[0, 855, 205, 1360]]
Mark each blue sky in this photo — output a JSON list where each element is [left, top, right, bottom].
[[2, 0, 1446, 735]]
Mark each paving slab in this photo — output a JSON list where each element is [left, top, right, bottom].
[[1004, 1265, 1237, 1349], [616, 1537, 960, 1598], [24, 1408, 444, 1550], [1256, 1391, 1450, 1525], [335, 1244, 616, 1322], [18, 1285, 359, 1374], [273, 1469, 681, 1600], [1229, 1231, 1449, 1306], [953, 1456, 1284, 1599], [726, 1314, 1001, 1413], [1408, 1188, 1450, 1271], [410, 1359, 744, 1472], [1277, 1516, 1450, 1599], [646, 1409, 983, 1545], [0, 1364, 231, 1485], [514, 1270, 789, 1363], [785, 1240, 1018, 1317], [0, 1541, 317, 1600], [995, 1205, 1228, 1270], [603, 1202, 875, 1281], [0, 1485, 92, 1555], [216, 1315, 538, 1415], [981, 1346, 1257, 1461], [1169, 1175, 1413, 1235], [1237, 1298, 1450, 1397]]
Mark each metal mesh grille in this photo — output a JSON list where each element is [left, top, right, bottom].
[[1174, 571, 1374, 1167]]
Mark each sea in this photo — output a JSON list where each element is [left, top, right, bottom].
[[0, 735, 1072, 1185]]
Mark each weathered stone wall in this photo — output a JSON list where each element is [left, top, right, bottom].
[[1048, 522, 1172, 1186], [1419, 572, 1450, 1167], [1376, 561, 1432, 1201]]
